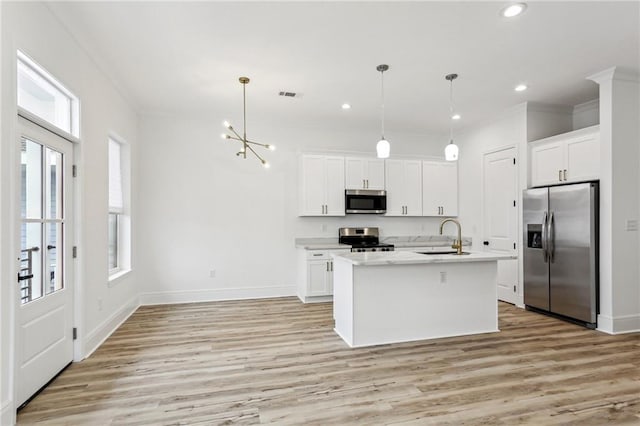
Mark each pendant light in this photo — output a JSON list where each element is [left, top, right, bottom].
[[221, 77, 274, 168], [376, 64, 390, 159], [444, 73, 459, 162]]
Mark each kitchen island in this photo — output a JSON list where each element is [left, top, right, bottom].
[[332, 250, 517, 348]]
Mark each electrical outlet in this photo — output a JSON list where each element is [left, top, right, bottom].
[[440, 271, 447, 284], [98, 298, 103, 311], [321, 224, 327, 232], [626, 219, 638, 231], [209, 269, 216, 278]]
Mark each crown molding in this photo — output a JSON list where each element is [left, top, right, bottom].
[[588, 66, 640, 84]]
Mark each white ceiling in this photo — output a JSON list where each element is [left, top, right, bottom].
[[47, 1, 640, 136]]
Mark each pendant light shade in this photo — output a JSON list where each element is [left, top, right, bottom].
[[445, 141, 459, 161], [444, 73, 460, 162], [376, 138, 390, 159], [376, 64, 390, 159]]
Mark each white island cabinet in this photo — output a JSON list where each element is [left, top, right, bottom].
[[332, 251, 516, 348]]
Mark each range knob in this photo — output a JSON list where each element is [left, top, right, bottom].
[[371, 248, 377, 252]]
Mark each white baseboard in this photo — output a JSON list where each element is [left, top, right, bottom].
[[84, 295, 140, 358], [597, 313, 640, 334], [139, 286, 296, 306], [1, 399, 14, 426]]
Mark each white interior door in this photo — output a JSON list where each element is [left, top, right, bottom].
[[483, 147, 518, 304], [16, 118, 74, 407]]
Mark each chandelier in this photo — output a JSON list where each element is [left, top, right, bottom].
[[221, 77, 274, 168]]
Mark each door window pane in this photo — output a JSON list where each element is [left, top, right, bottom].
[[21, 139, 42, 219], [45, 147, 63, 220], [20, 223, 43, 303], [45, 222, 63, 295]]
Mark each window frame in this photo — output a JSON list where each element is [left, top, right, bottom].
[[17, 50, 80, 139], [108, 136, 129, 280]]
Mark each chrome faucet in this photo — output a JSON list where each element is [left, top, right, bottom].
[[439, 218, 463, 255]]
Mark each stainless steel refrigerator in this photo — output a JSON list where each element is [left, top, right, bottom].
[[523, 182, 598, 328]]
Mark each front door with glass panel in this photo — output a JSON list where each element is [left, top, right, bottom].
[[16, 119, 74, 407]]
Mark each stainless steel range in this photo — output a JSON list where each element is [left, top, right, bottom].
[[339, 227, 394, 252]]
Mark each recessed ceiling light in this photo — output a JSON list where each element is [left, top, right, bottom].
[[501, 3, 527, 18], [342, 103, 351, 110], [515, 84, 528, 92], [451, 113, 461, 120]]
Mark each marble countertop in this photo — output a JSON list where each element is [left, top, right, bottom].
[[382, 235, 472, 247], [332, 250, 516, 266], [295, 235, 471, 250], [294, 238, 350, 250]]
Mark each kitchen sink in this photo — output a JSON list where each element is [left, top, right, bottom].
[[417, 251, 471, 255]]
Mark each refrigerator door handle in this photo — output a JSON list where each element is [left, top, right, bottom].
[[548, 211, 555, 263], [541, 211, 548, 263]]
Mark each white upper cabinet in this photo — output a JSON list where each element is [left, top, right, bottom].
[[299, 154, 345, 216], [530, 125, 600, 187], [422, 160, 458, 216], [345, 157, 385, 190], [385, 159, 422, 216]]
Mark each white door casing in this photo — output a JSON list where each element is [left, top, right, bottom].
[[16, 118, 74, 407], [483, 147, 518, 304]]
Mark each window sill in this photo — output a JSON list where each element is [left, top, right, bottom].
[[108, 269, 132, 287]]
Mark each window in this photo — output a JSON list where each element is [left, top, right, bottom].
[[108, 138, 124, 273], [17, 50, 79, 137]]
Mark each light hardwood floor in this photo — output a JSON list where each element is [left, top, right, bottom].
[[17, 298, 640, 425]]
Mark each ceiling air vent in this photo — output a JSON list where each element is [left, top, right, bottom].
[[278, 91, 302, 98]]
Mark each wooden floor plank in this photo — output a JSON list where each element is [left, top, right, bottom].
[[17, 298, 640, 425]]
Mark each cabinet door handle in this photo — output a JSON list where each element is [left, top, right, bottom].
[[366, 179, 369, 188], [558, 170, 562, 182], [363, 179, 365, 189], [326, 261, 329, 272], [330, 261, 333, 272], [563, 169, 567, 181]]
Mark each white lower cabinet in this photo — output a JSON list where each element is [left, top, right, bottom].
[[298, 249, 350, 303]]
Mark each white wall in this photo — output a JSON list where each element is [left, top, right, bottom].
[[589, 67, 640, 333], [136, 114, 449, 304], [0, 2, 139, 420], [573, 99, 600, 130]]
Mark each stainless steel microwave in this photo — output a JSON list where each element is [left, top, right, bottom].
[[345, 189, 387, 214]]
